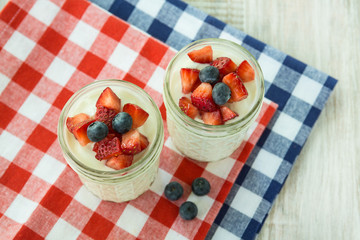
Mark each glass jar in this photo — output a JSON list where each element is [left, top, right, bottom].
[[163, 38, 264, 162], [58, 80, 164, 202]]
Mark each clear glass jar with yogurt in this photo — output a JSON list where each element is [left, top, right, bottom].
[[58, 80, 164, 202], [163, 38, 264, 162]]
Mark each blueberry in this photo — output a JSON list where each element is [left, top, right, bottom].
[[112, 112, 132, 134], [212, 82, 231, 105], [87, 121, 109, 142], [179, 201, 198, 220], [164, 181, 183, 201], [199, 66, 220, 84], [192, 177, 211, 196]]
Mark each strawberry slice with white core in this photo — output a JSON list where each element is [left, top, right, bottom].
[[220, 106, 238, 122], [66, 113, 95, 146], [191, 83, 218, 112], [123, 103, 149, 129], [187, 45, 213, 63], [236, 60, 255, 82], [96, 87, 121, 112], [180, 68, 200, 94], [106, 154, 133, 170], [200, 110, 223, 125], [179, 96, 199, 119], [210, 57, 237, 77], [121, 129, 148, 155], [222, 72, 248, 102]]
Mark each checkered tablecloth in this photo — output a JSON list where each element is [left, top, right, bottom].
[[0, 0, 278, 239], [87, 0, 338, 239]]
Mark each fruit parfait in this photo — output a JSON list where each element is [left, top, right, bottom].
[[163, 38, 264, 162], [58, 80, 164, 202]]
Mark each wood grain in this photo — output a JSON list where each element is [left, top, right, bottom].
[[184, 0, 360, 239]]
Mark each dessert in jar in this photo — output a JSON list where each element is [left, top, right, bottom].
[[58, 80, 164, 202], [163, 38, 264, 162]]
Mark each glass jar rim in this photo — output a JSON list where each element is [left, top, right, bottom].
[[163, 38, 265, 132], [57, 79, 164, 179]]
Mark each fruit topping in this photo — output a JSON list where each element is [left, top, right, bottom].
[[200, 109, 223, 125], [191, 83, 218, 112], [220, 106, 238, 122], [180, 68, 200, 94], [87, 121, 109, 142], [121, 129, 148, 155], [222, 72, 248, 102], [105, 154, 133, 170], [187, 45, 213, 63], [123, 103, 149, 129], [199, 65, 220, 85], [93, 135, 122, 160], [164, 181, 184, 201], [179, 201, 198, 220], [95, 106, 118, 130], [112, 112, 133, 134], [192, 177, 211, 196], [210, 57, 237, 77], [96, 87, 121, 112], [66, 113, 95, 146], [236, 60, 255, 82], [212, 82, 231, 105], [179, 97, 199, 119]]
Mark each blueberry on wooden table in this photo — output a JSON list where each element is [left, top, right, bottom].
[[179, 201, 198, 220], [164, 181, 183, 201], [192, 177, 211, 196]]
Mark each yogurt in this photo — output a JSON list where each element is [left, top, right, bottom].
[[163, 38, 264, 162]]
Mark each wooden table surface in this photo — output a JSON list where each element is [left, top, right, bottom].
[[1, 0, 359, 239]]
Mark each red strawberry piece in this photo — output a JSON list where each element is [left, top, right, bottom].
[[121, 129, 148, 155], [180, 68, 200, 94], [95, 106, 118, 130], [123, 103, 149, 129], [106, 154, 133, 170], [220, 106, 238, 122], [200, 109, 223, 125], [222, 72, 248, 102], [96, 87, 121, 112], [210, 57, 237, 77], [179, 96, 199, 119], [187, 45, 213, 63], [191, 83, 218, 112], [66, 113, 95, 146], [93, 135, 122, 160], [236, 60, 255, 82]]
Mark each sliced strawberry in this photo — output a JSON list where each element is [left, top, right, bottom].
[[66, 113, 95, 146], [180, 68, 200, 94], [210, 57, 237, 77], [191, 83, 218, 112], [96, 87, 121, 112], [220, 106, 238, 122], [200, 109, 223, 125], [123, 103, 149, 129], [222, 72, 248, 102], [179, 96, 199, 119], [139, 133, 149, 151], [187, 45, 213, 63], [95, 106, 118, 130], [236, 60, 255, 82], [106, 154, 133, 170], [121, 129, 143, 155], [93, 136, 122, 160]]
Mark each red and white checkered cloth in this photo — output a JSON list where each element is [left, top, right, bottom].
[[0, 0, 278, 239]]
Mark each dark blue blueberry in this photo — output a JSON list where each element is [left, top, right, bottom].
[[112, 112, 132, 134], [179, 201, 198, 220], [199, 66, 220, 84], [87, 121, 108, 142], [212, 82, 231, 105], [164, 181, 183, 201], [192, 177, 211, 196]]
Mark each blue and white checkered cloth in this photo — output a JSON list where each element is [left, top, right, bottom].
[[89, 0, 338, 239]]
